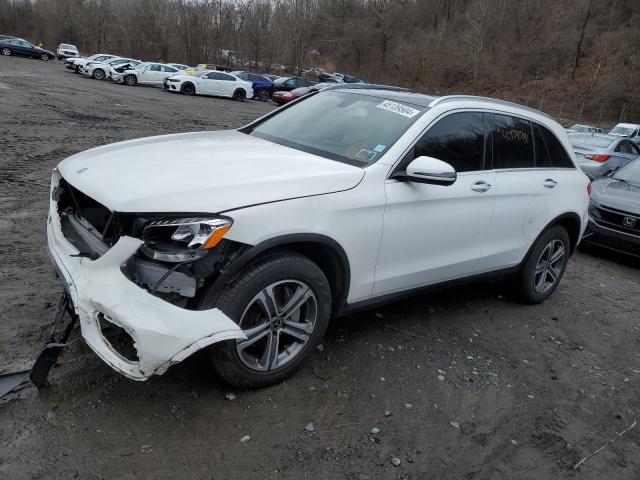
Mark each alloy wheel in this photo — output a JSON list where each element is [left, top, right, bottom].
[[40, 53, 49, 61], [533, 239, 566, 294], [1, 48, 11, 56], [257, 89, 270, 101], [235, 280, 317, 372], [94, 69, 104, 80]]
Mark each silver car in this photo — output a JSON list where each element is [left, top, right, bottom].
[[570, 132, 640, 178], [566, 123, 603, 134]]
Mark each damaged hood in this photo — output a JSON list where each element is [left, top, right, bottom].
[[57, 130, 365, 213]]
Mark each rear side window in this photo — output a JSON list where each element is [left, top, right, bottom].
[[491, 114, 534, 169], [537, 124, 575, 168], [413, 112, 486, 172]]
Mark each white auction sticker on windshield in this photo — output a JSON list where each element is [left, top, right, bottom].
[[376, 100, 420, 118]]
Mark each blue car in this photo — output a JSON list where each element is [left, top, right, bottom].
[[0, 37, 55, 61], [231, 71, 273, 101]]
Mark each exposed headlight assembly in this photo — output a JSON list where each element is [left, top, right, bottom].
[[141, 217, 232, 262]]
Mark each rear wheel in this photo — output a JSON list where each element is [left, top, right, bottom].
[[74, 65, 80, 73], [181, 82, 195, 95], [256, 89, 270, 101], [232, 88, 246, 101], [202, 252, 331, 388], [514, 225, 570, 304], [1, 48, 11, 56], [92, 68, 105, 80], [124, 74, 137, 86]]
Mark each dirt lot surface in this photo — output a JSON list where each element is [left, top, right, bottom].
[[1, 57, 639, 480]]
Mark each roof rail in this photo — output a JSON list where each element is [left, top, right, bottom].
[[324, 83, 410, 92], [428, 95, 552, 119]]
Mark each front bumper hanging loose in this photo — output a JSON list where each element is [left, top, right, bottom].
[[45, 170, 246, 381]]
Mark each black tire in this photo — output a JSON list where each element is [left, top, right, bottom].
[[181, 82, 195, 95], [201, 252, 331, 388], [124, 74, 137, 86], [92, 68, 105, 80], [74, 65, 80, 73], [1, 47, 11, 56], [40, 53, 50, 61], [514, 225, 570, 305], [232, 88, 246, 101], [256, 89, 270, 101]]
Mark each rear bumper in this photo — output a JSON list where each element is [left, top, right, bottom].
[[582, 216, 640, 256], [46, 170, 245, 380]]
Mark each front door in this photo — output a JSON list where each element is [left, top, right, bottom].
[[374, 111, 496, 296]]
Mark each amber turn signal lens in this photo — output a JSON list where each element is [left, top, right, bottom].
[[203, 225, 231, 249]]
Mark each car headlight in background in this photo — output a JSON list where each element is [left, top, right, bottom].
[[141, 217, 232, 262]]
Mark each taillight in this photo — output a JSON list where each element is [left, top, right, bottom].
[[587, 182, 592, 196], [584, 154, 610, 163]]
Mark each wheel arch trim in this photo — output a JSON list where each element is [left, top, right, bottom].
[[208, 233, 351, 315]]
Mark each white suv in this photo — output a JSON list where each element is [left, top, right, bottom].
[[46, 86, 590, 387]]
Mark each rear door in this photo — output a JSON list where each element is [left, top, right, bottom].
[[482, 114, 548, 268], [614, 140, 640, 171], [374, 111, 497, 295], [142, 63, 164, 84]]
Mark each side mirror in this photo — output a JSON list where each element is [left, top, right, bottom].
[[394, 156, 457, 185]]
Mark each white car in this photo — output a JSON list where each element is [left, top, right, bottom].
[[56, 43, 78, 60], [163, 70, 253, 100], [46, 87, 589, 387], [65, 53, 117, 73], [112, 62, 182, 86], [81, 57, 141, 80]]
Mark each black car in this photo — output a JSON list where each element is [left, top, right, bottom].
[[582, 158, 640, 257], [0, 37, 55, 61], [272, 76, 315, 92]]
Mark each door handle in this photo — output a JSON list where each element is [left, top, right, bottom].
[[471, 180, 491, 193], [543, 179, 558, 188]]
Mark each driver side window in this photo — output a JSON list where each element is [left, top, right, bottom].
[[408, 112, 488, 172], [149, 64, 162, 72]]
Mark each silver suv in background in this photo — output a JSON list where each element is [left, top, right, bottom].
[[609, 123, 640, 144], [56, 43, 78, 60]]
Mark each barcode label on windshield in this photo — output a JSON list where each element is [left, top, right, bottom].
[[376, 100, 420, 118]]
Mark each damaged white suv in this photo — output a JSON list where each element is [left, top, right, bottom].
[[47, 86, 590, 387]]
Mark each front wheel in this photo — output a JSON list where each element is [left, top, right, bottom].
[[181, 83, 195, 95], [40, 53, 50, 61], [202, 252, 331, 388], [1, 48, 11, 56], [124, 74, 137, 86], [92, 68, 105, 80], [514, 225, 570, 304]]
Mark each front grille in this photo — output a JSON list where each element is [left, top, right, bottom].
[[595, 205, 640, 235], [57, 178, 139, 247]]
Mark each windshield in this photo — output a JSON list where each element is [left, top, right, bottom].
[[614, 159, 640, 183], [610, 126, 634, 136], [569, 134, 614, 148], [60, 44, 75, 49], [273, 77, 290, 85], [569, 124, 588, 131], [248, 91, 425, 166]]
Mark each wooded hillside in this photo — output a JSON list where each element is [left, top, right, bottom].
[[1, 0, 638, 124]]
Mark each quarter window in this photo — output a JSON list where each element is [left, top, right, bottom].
[[412, 112, 487, 172], [537, 124, 575, 168], [491, 114, 534, 169]]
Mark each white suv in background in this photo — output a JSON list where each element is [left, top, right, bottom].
[[46, 86, 589, 388]]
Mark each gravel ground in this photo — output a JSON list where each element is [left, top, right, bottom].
[[1, 57, 639, 480]]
